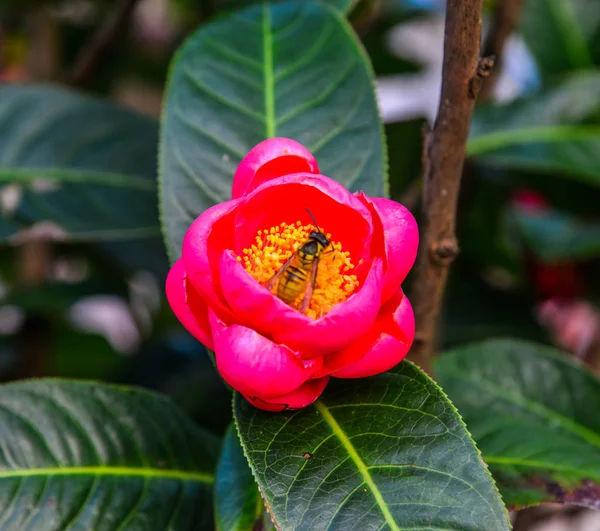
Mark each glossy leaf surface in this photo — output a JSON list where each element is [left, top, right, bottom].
[[0, 85, 160, 244], [160, 1, 386, 260], [515, 208, 600, 262], [234, 362, 509, 531], [436, 339, 600, 510], [216, 0, 356, 14], [0, 380, 219, 530], [214, 424, 262, 531], [521, 0, 599, 78], [468, 72, 600, 185]]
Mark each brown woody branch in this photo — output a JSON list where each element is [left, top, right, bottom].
[[479, 0, 525, 100], [66, 0, 142, 88], [408, 0, 487, 373]]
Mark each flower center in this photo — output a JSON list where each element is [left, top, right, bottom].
[[237, 221, 360, 319]]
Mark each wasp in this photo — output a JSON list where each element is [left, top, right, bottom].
[[266, 209, 330, 314]]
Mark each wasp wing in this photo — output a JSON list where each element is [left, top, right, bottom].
[[300, 256, 319, 314], [266, 252, 297, 291]]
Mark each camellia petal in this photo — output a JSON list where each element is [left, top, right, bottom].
[[330, 290, 415, 378], [357, 193, 419, 303], [220, 251, 383, 356], [233, 173, 374, 267], [243, 377, 330, 412], [232, 137, 319, 199], [165, 260, 214, 350], [167, 137, 421, 411], [182, 199, 242, 323], [209, 311, 322, 399]]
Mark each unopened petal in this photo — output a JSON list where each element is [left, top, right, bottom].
[[329, 290, 415, 378], [232, 138, 319, 199], [243, 377, 329, 412], [182, 199, 241, 323], [358, 194, 419, 303], [220, 251, 383, 356], [166, 260, 213, 350], [209, 311, 321, 399], [234, 173, 374, 269]]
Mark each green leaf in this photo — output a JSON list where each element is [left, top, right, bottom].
[[215, 0, 357, 15], [234, 362, 510, 531], [0, 85, 160, 244], [0, 379, 219, 529], [514, 208, 600, 262], [468, 72, 600, 185], [520, 0, 599, 79], [436, 338, 600, 511], [160, 1, 386, 261], [214, 424, 263, 531]]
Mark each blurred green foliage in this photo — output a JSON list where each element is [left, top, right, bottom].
[[0, 2, 599, 524]]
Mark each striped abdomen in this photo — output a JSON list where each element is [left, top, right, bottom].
[[277, 241, 320, 304]]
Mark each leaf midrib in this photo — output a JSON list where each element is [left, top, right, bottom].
[[547, 0, 593, 69], [441, 367, 600, 449], [0, 465, 213, 484], [0, 168, 156, 191], [0, 226, 162, 243], [467, 125, 600, 156], [484, 456, 600, 482], [315, 400, 400, 531], [262, 2, 276, 138]]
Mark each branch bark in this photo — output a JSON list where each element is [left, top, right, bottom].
[[66, 0, 142, 88], [479, 0, 525, 100], [408, 0, 486, 373]]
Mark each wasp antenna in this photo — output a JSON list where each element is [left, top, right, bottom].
[[305, 208, 322, 232]]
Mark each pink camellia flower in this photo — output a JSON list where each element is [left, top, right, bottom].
[[166, 138, 418, 411]]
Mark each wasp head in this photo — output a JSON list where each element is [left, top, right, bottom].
[[309, 230, 330, 248]]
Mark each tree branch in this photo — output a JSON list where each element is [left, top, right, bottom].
[[479, 0, 525, 101], [408, 0, 485, 373], [66, 0, 142, 88]]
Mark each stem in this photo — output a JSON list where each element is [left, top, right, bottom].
[[479, 0, 525, 101], [66, 0, 142, 88], [408, 0, 485, 373]]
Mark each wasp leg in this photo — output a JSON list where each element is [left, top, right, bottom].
[[321, 245, 336, 257], [266, 253, 296, 291], [301, 258, 319, 314]]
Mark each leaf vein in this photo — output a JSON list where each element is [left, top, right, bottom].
[[183, 67, 265, 123], [203, 37, 262, 72], [443, 369, 600, 448], [315, 400, 400, 531], [309, 81, 367, 155], [277, 58, 356, 126], [274, 25, 335, 85]]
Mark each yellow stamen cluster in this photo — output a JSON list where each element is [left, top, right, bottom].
[[237, 221, 360, 319]]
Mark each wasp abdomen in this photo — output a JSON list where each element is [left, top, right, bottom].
[[269, 222, 330, 312], [277, 264, 308, 304]]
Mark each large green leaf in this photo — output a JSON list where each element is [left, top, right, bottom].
[[215, 0, 357, 14], [0, 380, 219, 530], [468, 72, 600, 185], [160, 1, 386, 261], [214, 424, 263, 531], [0, 85, 160, 244], [514, 208, 600, 262], [234, 362, 510, 531], [436, 339, 600, 510], [520, 0, 599, 79]]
